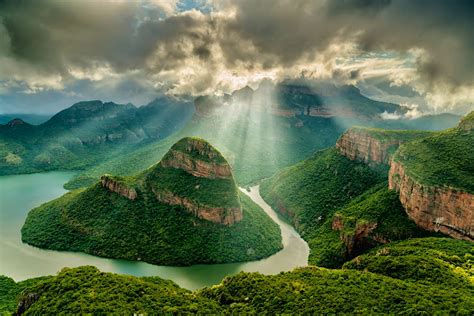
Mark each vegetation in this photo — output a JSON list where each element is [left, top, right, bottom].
[[344, 237, 474, 290], [0, 276, 52, 314], [392, 118, 474, 192], [22, 185, 281, 265], [0, 98, 194, 176], [348, 126, 434, 142], [2, 263, 472, 315], [21, 138, 282, 265], [307, 184, 434, 267], [260, 147, 438, 268]]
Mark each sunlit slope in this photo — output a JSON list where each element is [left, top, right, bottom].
[[21, 138, 282, 266], [0, 98, 194, 175], [65, 111, 346, 189], [392, 111, 474, 192], [2, 262, 473, 314], [260, 147, 432, 267]]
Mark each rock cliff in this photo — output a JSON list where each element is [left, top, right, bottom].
[[389, 160, 473, 241], [159, 138, 232, 179], [388, 112, 474, 241], [332, 214, 378, 257], [100, 175, 137, 200], [336, 127, 430, 166], [149, 137, 243, 225]]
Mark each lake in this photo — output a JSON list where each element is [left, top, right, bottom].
[[0, 172, 308, 290]]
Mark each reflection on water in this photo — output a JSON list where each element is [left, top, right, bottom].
[[0, 172, 308, 290]]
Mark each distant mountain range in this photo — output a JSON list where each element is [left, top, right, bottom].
[[0, 80, 463, 182], [0, 97, 194, 174]]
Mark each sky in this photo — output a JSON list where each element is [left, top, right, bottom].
[[0, 0, 473, 115]]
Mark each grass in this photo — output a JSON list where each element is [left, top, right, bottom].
[[392, 124, 474, 192]]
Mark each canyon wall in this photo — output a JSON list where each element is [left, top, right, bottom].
[[389, 161, 473, 241], [336, 128, 404, 165], [100, 175, 137, 200]]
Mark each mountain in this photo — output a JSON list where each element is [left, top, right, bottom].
[[3, 254, 473, 315], [260, 146, 430, 267], [261, 112, 473, 267], [0, 97, 194, 175], [389, 111, 474, 240], [0, 114, 51, 125], [63, 79, 461, 190], [21, 138, 282, 265]]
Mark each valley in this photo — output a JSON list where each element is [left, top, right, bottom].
[[1, 81, 472, 315]]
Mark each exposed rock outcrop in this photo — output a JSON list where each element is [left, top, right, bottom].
[[389, 160, 474, 241], [332, 214, 378, 256], [16, 292, 40, 316], [160, 149, 232, 179], [151, 137, 243, 225], [336, 128, 405, 165], [100, 175, 137, 200], [336, 127, 432, 166], [153, 189, 243, 225]]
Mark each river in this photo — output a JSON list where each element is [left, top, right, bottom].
[[0, 172, 308, 290]]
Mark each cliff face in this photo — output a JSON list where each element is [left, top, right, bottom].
[[332, 214, 378, 257], [160, 149, 232, 179], [389, 161, 473, 241], [336, 128, 403, 165], [153, 189, 243, 225], [100, 175, 137, 200], [151, 137, 243, 225]]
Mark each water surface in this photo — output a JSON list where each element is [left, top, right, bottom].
[[0, 172, 308, 290]]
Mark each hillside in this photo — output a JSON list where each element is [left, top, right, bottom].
[[389, 111, 474, 240], [260, 146, 431, 267], [0, 98, 194, 175], [2, 259, 472, 315], [344, 237, 474, 290], [21, 138, 282, 265]]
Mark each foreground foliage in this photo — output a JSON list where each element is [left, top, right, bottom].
[[2, 257, 473, 315]]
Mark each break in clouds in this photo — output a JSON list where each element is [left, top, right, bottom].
[[0, 0, 473, 114]]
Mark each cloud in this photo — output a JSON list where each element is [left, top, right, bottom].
[[0, 0, 473, 114]]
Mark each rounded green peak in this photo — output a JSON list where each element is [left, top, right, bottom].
[[168, 137, 228, 164]]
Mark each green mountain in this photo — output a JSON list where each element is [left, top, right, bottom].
[[63, 80, 458, 190], [260, 146, 431, 268], [388, 111, 474, 241], [2, 252, 472, 315], [0, 97, 194, 175], [391, 111, 474, 192], [21, 137, 282, 265]]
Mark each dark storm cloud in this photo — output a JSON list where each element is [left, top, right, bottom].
[[0, 0, 473, 103], [224, 0, 474, 85]]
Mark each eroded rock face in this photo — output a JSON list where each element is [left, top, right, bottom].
[[389, 161, 474, 241], [332, 214, 378, 256], [336, 129, 402, 165], [100, 175, 137, 200], [16, 292, 40, 315], [160, 149, 232, 179], [153, 189, 243, 225], [153, 137, 243, 225]]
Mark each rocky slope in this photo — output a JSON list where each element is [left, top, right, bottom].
[[336, 127, 432, 166], [148, 137, 243, 225], [100, 175, 137, 200], [388, 112, 473, 241], [389, 161, 473, 240]]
